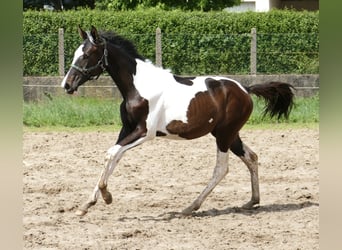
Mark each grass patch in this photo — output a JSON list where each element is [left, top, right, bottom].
[[23, 94, 319, 132], [247, 94, 319, 125], [23, 96, 122, 130]]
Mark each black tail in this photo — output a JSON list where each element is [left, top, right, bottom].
[[245, 82, 294, 119]]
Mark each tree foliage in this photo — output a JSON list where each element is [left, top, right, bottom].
[[95, 0, 240, 11], [23, 0, 95, 10], [23, 0, 239, 11]]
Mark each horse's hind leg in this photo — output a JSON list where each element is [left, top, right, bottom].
[[230, 135, 260, 209], [182, 147, 229, 215]]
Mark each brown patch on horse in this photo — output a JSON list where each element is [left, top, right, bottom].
[[117, 96, 149, 146], [166, 78, 252, 141], [173, 75, 195, 86]]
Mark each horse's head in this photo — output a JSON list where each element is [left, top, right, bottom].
[[61, 25, 108, 94]]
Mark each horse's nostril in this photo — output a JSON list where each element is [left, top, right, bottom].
[[65, 83, 71, 90]]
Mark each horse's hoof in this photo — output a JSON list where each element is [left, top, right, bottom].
[[75, 209, 87, 216], [242, 200, 260, 210], [103, 191, 113, 205], [181, 207, 194, 216]]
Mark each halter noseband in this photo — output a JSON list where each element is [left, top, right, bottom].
[[71, 32, 109, 80]]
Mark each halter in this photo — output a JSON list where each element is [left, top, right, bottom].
[[71, 32, 109, 80]]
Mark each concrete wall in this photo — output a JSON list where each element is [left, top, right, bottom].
[[23, 74, 319, 102]]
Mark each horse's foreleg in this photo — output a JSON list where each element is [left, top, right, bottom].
[[182, 149, 229, 215], [98, 145, 124, 204], [75, 132, 148, 216], [75, 145, 123, 216]]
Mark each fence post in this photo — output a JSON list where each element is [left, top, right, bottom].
[[58, 28, 65, 76], [250, 28, 257, 75], [155, 27, 162, 67]]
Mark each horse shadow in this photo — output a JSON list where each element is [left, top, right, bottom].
[[118, 201, 319, 222]]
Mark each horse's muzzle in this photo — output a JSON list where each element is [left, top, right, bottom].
[[66, 89, 75, 95], [64, 83, 77, 94]]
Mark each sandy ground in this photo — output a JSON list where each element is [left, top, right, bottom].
[[23, 128, 319, 249]]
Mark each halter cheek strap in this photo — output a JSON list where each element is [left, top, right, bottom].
[[71, 32, 109, 80], [71, 59, 105, 80]]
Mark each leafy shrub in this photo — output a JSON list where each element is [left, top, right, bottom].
[[23, 9, 318, 76]]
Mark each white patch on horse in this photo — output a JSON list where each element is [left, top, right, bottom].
[[133, 60, 204, 130], [195, 75, 247, 94], [132, 59, 248, 138], [223, 77, 248, 94], [61, 44, 84, 88]]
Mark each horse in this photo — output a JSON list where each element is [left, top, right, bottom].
[[61, 26, 294, 216]]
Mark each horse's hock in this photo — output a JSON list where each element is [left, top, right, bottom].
[[23, 74, 319, 102]]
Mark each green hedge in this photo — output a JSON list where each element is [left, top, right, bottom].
[[23, 9, 318, 76]]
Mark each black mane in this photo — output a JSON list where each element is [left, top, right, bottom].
[[99, 31, 145, 61]]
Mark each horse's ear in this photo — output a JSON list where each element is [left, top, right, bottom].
[[78, 25, 87, 40], [90, 25, 101, 44]]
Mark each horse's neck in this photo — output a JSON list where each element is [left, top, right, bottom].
[[106, 47, 139, 100], [105, 42, 173, 100]]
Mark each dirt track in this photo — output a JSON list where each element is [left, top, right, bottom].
[[23, 128, 319, 249]]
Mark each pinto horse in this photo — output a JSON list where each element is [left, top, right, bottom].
[[61, 26, 294, 216]]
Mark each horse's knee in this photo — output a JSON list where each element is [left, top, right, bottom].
[[105, 145, 121, 162]]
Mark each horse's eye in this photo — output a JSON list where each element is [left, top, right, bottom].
[[83, 54, 89, 59]]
